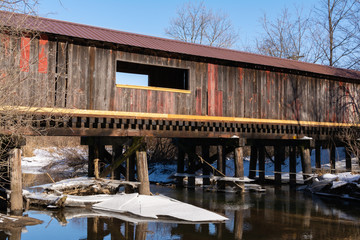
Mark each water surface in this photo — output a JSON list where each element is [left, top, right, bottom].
[[5, 185, 360, 240]]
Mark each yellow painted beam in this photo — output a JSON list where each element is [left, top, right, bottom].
[[0, 105, 358, 128], [115, 84, 191, 94]]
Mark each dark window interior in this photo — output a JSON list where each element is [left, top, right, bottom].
[[116, 61, 189, 90]]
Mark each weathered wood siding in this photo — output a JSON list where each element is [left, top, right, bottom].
[[5, 35, 359, 123]]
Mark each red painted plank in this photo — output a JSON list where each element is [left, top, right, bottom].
[[20, 36, 30, 72], [207, 64, 217, 116], [163, 92, 169, 113], [216, 91, 223, 116], [136, 89, 141, 112], [38, 35, 48, 73], [146, 90, 152, 113], [157, 92, 164, 113]]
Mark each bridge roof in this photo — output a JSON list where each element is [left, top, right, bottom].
[[1, 11, 360, 81]]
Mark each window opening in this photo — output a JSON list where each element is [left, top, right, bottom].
[[116, 72, 148, 87], [116, 60, 189, 90]]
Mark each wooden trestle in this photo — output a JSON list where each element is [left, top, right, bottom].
[[1, 106, 353, 139], [0, 107, 359, 212]]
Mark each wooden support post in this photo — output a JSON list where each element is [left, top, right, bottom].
[[125, 222, 135, 240], [234, 209, 244, 240], [188, 146, 196, 188], [94, 158, 99, 179], [345, 147, 352, 171], [125, 151, 134, 194], [136, 150, 151, 195], [135, 222, 148, 240], [289, 146, 297, 187], [129, 154, 136, 181], [202, 145, 211, 186], [87, 217, 98, 240], [274, 146, 284, 185], [300, 146, 312, 180], [315, 144, 321, 170], [249, 145, 258, 179], [234, 146, 244, 179], [8, 228, 21, 240], [113, 144, 122, 180], [100, 137, 143, 178], [9, 148, 22, 215], [88, 145, 95, 177], [176, 146, 185, 188], [110, 219, 122, 239], [217, 145, 226, 175], [258, 146, 265, 183], [88, 144, 100, 178], [330, 144, 336, 174], [217, 145, 225, 190], [98, 145, 106, 173]]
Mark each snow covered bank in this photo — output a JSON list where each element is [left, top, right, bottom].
[[22, 147, 87, 178], [302, 172, 360, 200]]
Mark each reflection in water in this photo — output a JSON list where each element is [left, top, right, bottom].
[[2, 186, 360, 239]]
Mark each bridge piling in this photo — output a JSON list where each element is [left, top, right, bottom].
[[274, 146, 285, 185], [300, 146, 312, 180], [330, 144, 336, 174], [216, 145, 226, 190], [258, 146, 265, 183], [9, 148, 22, 215], [249, 146, 258, 179], [202, 145, 211, 186], [176, 146, 185, 188], [289, 146, 297, 187], [345, 147, 352, 171]]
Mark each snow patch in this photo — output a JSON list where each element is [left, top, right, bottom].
[[93, 193, 228, 222]]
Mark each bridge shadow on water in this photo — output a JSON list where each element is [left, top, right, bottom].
[[2, 185, 360, 240]]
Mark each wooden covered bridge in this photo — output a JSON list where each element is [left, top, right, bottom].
[[1, 11, 360, 212]]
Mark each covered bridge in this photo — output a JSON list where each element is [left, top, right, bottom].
[[1, 11, 360, 212]]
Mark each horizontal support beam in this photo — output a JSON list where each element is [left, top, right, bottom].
[[29, 128, 315, 140], [116, 84, 191, 94], [247, 138, 315, 148], [1, 106, 358, 128], [179, 137, 245, 147], [81, 136, 131, 146]]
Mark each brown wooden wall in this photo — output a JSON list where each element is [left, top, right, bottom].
[[4, 35, 360, 123]]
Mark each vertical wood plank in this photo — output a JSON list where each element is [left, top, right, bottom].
[[56, 41, 68, 107], [207, 63, 216, 116]]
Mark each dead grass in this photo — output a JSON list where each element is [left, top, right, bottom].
[[41, 147, 88, 179], [314, 168, 330, 176], [22, 136, 81, 157]]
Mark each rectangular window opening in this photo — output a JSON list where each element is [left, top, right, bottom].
[[116, 60, 189, 91]]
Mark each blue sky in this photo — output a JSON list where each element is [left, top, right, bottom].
[[37, 0, 316, 50]]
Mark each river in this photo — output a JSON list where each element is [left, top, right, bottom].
[[3, 184, 359, 240]]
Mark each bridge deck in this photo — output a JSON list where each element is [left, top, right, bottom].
[[1, 107, 350, 140]]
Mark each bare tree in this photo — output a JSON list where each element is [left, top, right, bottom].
[[165, 1, 238, 48], [312, 0, 360, 69], [255, 7, 316, 62], [0, 1, 72, 191]]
